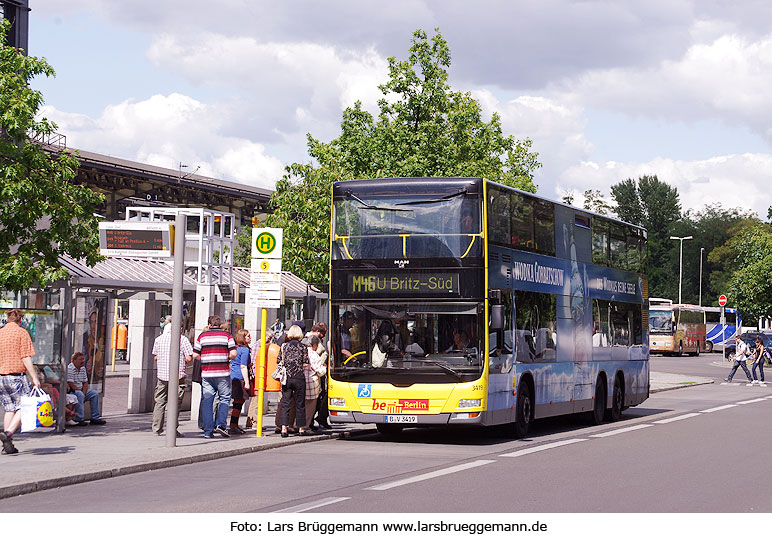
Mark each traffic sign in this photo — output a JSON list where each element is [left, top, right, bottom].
[[251, 228, 283, 260], [718, 294, 727, 307], [250, 258, 282, 273], [249, 272, 281, 284], [246, 287, 281, 308]]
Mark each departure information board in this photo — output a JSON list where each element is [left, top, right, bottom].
[[98, 221, 173, 257]]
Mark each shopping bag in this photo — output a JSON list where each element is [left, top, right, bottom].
[[20, 388, 55, 432]]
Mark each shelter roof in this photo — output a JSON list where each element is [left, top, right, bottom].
[[59, 255, 324, 298]]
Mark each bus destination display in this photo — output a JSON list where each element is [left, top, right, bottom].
[[348, 272, 459, 295], [98, 222, 173, 257]]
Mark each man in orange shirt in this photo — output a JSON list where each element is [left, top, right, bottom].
[[0, 309, 41, 455]]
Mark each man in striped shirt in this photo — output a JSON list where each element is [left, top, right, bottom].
[[193, 315, 237, 438]]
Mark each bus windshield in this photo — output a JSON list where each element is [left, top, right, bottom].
[[333, 192, 482, 259], [332, 303, 484, 383], [649, 310, 674, 333]]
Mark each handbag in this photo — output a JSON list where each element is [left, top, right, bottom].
[[191, 359, 202, 384], [271, 363, 287, 385], [21, 387, 55, 432]]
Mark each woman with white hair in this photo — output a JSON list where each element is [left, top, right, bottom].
[[277, 325, 311, 437]]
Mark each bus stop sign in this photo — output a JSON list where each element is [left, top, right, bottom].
[[718, 294, 727, 307]]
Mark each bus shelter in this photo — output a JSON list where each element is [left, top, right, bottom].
[[1, 256, 325, 433]]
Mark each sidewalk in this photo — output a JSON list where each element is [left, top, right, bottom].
[[0, 371, 711, 499]]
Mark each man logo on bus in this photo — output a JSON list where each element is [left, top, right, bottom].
[[255, 232, 276, 255]]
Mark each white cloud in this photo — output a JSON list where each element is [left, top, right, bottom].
[[565, 32, 772, 140], [558, 153, 772, 219], [40, 94, 284, 189]]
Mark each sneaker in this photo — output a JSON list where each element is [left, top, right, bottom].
[[66, 420, 79, 427], [74, 421, 88, 427], [229, 426, 245, 435], [203, 433, 213, 439], [724, 378, 732, 383], [0, 431, 17, 454], [89, 418, 107, 425], [214, 426, 230, 438], [759, 382, 767, 387]]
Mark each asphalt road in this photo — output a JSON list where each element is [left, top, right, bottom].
[[3, 353, 770, 513]]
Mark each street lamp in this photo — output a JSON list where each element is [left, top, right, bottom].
[[699, 247, 704, 307], [670, 235, 693, 305]]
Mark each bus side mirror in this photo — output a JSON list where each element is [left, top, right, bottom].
[[491, 305, 505, 330]]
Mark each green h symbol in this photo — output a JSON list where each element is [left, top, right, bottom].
[[256, 232, 276, 254]]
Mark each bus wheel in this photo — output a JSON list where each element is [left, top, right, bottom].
[[376, 423, 404, 436], [605, 377, 623, 422], [588, 379, 606, 426], [513, 382, 532, 438], [677, 343, 684, 357], [705, 340, 713, 353], [692, 343, 700, 357]]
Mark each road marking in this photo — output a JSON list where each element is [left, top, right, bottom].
[[500, 438, 587, 457], [652, 413, 701, 424], [736, 398, 767, 404], [365, 460, 495, 491], [590, 424, 653, 438], [272, 497, 351, 513], [701, 404, 737, 413]]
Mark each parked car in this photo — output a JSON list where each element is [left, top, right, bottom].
[[724, 330, 772, 361]]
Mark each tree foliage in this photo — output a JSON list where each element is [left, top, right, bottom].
[[710, 218, 772, 322], [263, 29, 542, 287], [0, 20, 103, 290], [611, 175, 681, 300], [672, 204, 755, 307]]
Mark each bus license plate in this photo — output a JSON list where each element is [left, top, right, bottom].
[[385, 415, 417, 424]]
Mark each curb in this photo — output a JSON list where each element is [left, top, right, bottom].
[[0, 427, 376, 500], [650, 378, 714, 394]]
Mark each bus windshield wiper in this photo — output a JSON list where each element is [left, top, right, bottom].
[[420, 360, 464, 380], [345, 191, 410, 212], [396, 189, 467, 206]]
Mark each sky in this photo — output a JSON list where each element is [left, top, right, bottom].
[[22, 0, 772, 219]]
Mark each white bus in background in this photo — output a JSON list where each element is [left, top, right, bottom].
[[703, 306, 740, 352]]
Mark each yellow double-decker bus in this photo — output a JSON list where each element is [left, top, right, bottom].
[[648, 299, 706, 356], [328, 177, 649, 437]]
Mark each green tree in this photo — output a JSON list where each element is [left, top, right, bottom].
[[671, 204, 755, 306], [265, 29, 541, 286], [611, 175, 682, 299], [0, 20, 103, 290], [710, 217, 772, 322]]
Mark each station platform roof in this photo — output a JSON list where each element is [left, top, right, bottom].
[[59, 255, 324, 299]]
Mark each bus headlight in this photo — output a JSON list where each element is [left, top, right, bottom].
[[329, 398, 346, 408], [457, 399, 481, 409]]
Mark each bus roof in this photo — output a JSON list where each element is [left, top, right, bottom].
[[333, 177, 646, 233]]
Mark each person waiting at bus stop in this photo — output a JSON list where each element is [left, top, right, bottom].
[[725, 334, 753, 384]]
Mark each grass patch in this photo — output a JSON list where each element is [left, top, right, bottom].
[[677, 381, 697, 385]]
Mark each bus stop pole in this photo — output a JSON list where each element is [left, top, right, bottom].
[[166, 213, 186, 448], [255, 307, 268, 437], [721, 305, 725, 362]]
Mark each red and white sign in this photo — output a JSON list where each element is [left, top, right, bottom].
[[718, 294, 727, 306]]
